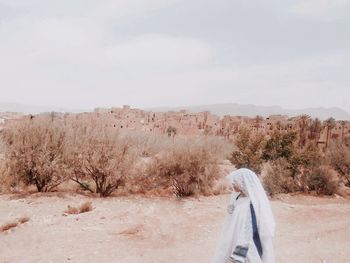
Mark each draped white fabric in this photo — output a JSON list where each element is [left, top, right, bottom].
[[229, 169, 275, 238], [211, 168, 276, 263], [211, 196, 251, 263]]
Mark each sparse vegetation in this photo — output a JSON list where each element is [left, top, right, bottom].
[[0, 216, 30, 233], [79, 201, 94, 213], [18, 216, 30, 224], [65, 201, 93, 215], [0, 221, 18, 232], [0, 112, 348, 198]]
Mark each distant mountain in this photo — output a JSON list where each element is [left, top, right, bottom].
[[147, 103, 350, 120], [0, 102, 84, 114], [2, 102, 349, 120]]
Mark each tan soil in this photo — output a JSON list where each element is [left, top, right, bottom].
[[0, 193, 349, 263]]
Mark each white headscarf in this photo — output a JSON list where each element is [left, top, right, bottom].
[[229, 168, 275, 238]]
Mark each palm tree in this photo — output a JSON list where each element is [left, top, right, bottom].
[[254, 115, 264, 132], [340, 121, 346, 142], [309, 118, 322, 142], [324, 117, 336, 148], [276, 121, 282, 131], [166, 126, 177, 138], [298, 114, 310, 148]]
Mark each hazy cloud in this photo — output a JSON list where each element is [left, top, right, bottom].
[[0, 0, 349, 112], [291, 0, 350, 16]]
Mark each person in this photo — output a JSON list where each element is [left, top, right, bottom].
[[212, 168, 276, 263]]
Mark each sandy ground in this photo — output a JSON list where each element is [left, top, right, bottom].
[[0, 193, 350, 263]]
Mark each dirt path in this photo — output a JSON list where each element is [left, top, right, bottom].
[[0, 194, 349, 263]]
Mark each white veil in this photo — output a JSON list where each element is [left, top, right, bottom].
[[229, 168, 275, 238], [229, 168, 276, 263]]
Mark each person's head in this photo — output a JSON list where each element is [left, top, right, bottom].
[[232, 182, 246, 196], [229, 169, 251, 196]]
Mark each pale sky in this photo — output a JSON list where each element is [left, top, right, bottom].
[[0, 0, 349, 112]]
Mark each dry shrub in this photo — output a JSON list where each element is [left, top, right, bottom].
[[118, 224, 144, 236], [0, 221, 18, 232], [64, 121, 137, 197], [142, 138, 220, 197], [79, 201, 93, 213], [65, 205, 79, 215], [0, 157, 8, 193], [263, 159, 297, 196], [262, 137, 329, 195], [306, 166, 340, 195], [1, 116, 68, 192], [0, 216, 29, 233], [336, 183, 350, 197], [0, 145, 5, 192], [326, 142, 350, 186], [229, 128, 266, 174], [18, 216, 30, 224], [65, 201, 93, 215]]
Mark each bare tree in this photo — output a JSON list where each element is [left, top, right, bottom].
[[324, 117, 336, 149], [166, 126, 177, 138], [308, 118, 322, 142], [1, 117, 67, 192], [65, 122, 136, 197], [340, 121, 347, 142], [298, 114, 310, 148], [254, 115, 264, 132]]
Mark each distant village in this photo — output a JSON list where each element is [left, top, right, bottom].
[[1, 105, 349, 147]]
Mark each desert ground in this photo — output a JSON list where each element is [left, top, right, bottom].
[[0, 193, 350, 263]]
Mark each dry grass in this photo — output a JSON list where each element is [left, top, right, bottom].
[[0, 216, 29, 233], [0, 221, 19, 232], [118, 224, 144, 237], [65, 206, 79, 215], [18, 216, 30, 224], [79, 201, 93, 213], [64, 201, 93, 215]]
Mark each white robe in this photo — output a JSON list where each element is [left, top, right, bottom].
[[212, 169, 276, 263], [212, 195, 262, 263]]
